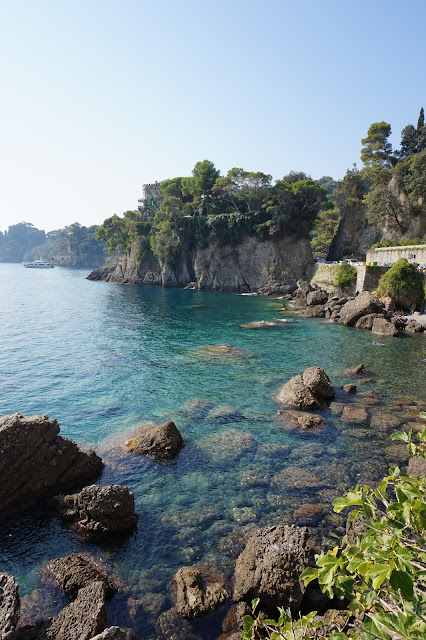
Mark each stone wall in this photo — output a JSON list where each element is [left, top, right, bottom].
[[310, 263, 387, 295], [366, 245, 426, 267]]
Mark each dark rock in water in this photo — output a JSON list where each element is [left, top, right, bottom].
[[342, 384, 357, 394], [43, 554, 124, 600], [0, 573, 20, 640], [355, 313, 383, 330], [345, 364, 366, 376], [53, 484, 138, 538], [302, 366, 335, 401], [233, 525, 310, 612], [279, 411, 325, 430], [156, 607, 202, 640], [293, 503, 324, 526], [182, 399, 214, 419], [272, 467, 325, 490], [276, 366, 335, 410], [341, 405, 368, 423], [0, 414, 103, 515], [206, 405, 244, 423], [371, 317, 398, 337], [339, 292, 384, 326], [126, 421, 183, 459], [408, 456, 426, 478], [168, 565, 230, 619], [46, 581, 107, 640]]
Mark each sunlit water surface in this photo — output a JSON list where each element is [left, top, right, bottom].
[[0, 264, 425, 637]]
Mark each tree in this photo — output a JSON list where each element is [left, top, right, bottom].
[[213, 168, 272, 215], [182, 160, 220, 214], [310, 207, 341, 257], [417, 107, 424, 130], [399, 124, 419, 159], [95, 213, 129, 254], [361, 121, 395, 176]]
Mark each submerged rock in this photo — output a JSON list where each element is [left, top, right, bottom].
[[0, 413, 103, 514], [283, 411, 325, 430], [191, 344, 253, 363], [54, 485, 138, 538], [169, 565, 230, 619], [126, 421, 183, 459], [341, 405, 368, 423], [233, 525, 310, 611], [43, 554, 123, 600], [240, 320, 280, 330], [0, 573, 20, 640]]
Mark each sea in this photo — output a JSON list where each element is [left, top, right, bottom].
[[0, 263, 425, 637]]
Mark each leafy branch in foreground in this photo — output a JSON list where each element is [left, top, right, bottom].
[[242, 422, 426, 639]]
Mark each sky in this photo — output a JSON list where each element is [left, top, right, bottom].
[[1, 0, 425, 233]]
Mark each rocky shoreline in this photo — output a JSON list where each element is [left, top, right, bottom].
[[1, 363, 425, 639]]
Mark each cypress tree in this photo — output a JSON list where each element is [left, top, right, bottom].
[[417, 107, 424, 130]]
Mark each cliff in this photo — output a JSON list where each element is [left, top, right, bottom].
[[87, 235, 315, 293]]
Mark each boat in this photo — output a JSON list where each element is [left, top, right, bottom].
[[23, 259, 54, 269]]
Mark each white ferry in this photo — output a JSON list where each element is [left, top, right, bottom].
[[23, 259, 54, 269]]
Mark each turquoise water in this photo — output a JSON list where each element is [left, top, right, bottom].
[[0, 263, 425, 636]]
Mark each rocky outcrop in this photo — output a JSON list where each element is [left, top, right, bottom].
[[306, 290, 328, 306], [276, 367, 334, 410], [371, 317, 398, 337], [339, 292, 384, 326], [46, 581, 107, 640], [0, 573, 20, 640], [44, 554, 121, 600], [233, 525, 310, 612], [54, 485, 138, 538], [0, 414, 103, 514], [125, 421, 183, 459], [408, 456, 426, 478], [168, 565, 230, 619], [88, 236, 314, 293]]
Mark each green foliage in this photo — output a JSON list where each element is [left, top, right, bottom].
[[361, 121, 395, 177], [372, 237, 423, 248], [376, 258, 425, 306], [311, 208, 342, 257], [334, 261, 357, 289], [243, 423, 426, 640], [0, 222, 46, 262]]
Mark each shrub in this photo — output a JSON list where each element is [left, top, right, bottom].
[[376, 258, 425, 308], [334, 261, 357, 289]]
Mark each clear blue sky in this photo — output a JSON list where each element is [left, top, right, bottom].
[[1, 0, 425, 232]]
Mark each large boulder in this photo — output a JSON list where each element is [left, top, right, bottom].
[[0, 414, 103, 514], [46, 581, 107, 640], [339, 292, 384, 327], [276, 375, 325, 410], [355, 313, 383, 330], [306, 290, 328, 306], [54, 484, 138, 538], [276, 366, 335, 410], [43, 554, 124, 600], [0, 573, 20, 640], [371, 317, 398, 337], [126, 421, 183, 459], [233, 525, 310, 612], [302, 366, 335, 401], [169, 565, 230, 619], [408, 456, 426, 478]]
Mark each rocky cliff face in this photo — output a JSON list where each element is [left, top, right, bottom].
[[87, 236, 314, 293]]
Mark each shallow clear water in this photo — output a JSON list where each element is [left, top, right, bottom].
[[0, 263, 425, 636]]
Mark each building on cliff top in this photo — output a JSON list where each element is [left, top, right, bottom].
[[138, 181, 162, 213]]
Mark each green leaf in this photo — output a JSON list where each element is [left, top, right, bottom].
[[389, 569, 414, 599], [391, 431, 409, 442], [251, 597, 260, 612], [300, 567, 318, 586], [365, 562, 392, 589], [333, 489, 363, 513]]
